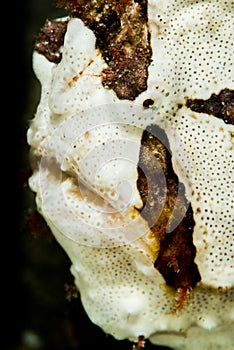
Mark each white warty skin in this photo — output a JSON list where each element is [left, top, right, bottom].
[[27, 1, 234, 349]]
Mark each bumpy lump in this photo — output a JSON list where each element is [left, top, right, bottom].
[[27, 1, 234, 349]]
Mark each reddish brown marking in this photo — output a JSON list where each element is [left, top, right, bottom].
[[68, 59, 95, 86], [133, 335, 145, 350], [152, 224, 167, 236], [64, 283, 79, 301], [167, 256, 180, 273], [173, 287, 191, 311], [84, 131, 90, 139], [68, 75, 79, 87], [87, 58, 94, 67]]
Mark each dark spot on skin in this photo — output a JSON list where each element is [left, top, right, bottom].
[[143, 98, 154, 108], [137, 124, 201, 289], [186, 88, 234, 125], [56, 0, 152, 100], [35, 19, 68, 63]]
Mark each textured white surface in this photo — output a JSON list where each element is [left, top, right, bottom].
[[27, 1, 234, 349]]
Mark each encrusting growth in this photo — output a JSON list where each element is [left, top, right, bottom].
[[137, 124, 201, 290], [56, 0, 152, 100]]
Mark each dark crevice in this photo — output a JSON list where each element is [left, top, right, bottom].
[[186, 88, 234, 125], [137, 124, 201, 289], [56, 0, 152, 100]]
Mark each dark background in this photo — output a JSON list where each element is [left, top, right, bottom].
[[5, 1, 173, 349]]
